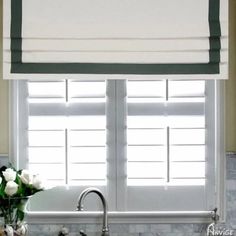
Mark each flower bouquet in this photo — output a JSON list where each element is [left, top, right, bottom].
[[0, 166, 44, 236]]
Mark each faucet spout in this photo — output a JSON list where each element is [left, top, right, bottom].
[[77, 187, 109, 236]]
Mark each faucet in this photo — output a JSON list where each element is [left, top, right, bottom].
[[77, 187, 109, 236], [206, 208, 219, 236]]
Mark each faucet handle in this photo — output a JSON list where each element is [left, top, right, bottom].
[[79, 230, 87, 236], [58, 226, 69, 236]]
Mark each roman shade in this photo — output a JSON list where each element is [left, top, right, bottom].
[[3, 0, 228, 80]]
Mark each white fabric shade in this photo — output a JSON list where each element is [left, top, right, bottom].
[[3, 0, 228, 80]]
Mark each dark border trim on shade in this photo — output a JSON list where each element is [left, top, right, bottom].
[[10, 0, 221, 75]]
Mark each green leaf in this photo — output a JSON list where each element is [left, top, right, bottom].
[[0, 185, 5, 197], [17, 209, 25, 222]]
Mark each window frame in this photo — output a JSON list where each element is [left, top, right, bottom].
[[9, 79, 226, 223]]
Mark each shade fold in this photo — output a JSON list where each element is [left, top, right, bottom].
[[3, 0, 228, 80]]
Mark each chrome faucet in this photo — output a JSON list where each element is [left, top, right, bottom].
[[77, 187, 109, 236], [206, 208, 219, 236]]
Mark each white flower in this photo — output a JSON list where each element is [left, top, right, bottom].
[[0, 176, 2, 185], [4, 181, 18, 196], [2, 168, 16, 182], [19, 169, 33, 185], [4, 225, 14, 236], [32, 175, 44, 190], [16, 224, 27, 235]]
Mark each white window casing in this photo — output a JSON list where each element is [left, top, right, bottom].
[[9, 79, 225, 223]]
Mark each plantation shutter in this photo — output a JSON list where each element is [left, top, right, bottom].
[[125, 80, 215, 211], [27, 80, 107, 187], [127, 80, 206, 186], [3, 0, 228, 80]]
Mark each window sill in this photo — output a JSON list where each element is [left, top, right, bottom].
[[26, 211, 214, 224]]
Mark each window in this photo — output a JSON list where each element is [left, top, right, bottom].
[[12, 79, 224, 215]]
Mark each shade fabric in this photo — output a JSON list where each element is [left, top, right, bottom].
[[3, 0, 228, 80]]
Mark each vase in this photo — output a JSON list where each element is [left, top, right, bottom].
[[0, 197, 29, 236]]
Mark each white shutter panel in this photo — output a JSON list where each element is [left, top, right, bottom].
[[3, 0, 228, 80], [27, 80, 107, 187], [125, 80, 211, 211], [127, 80, 206, 186]]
